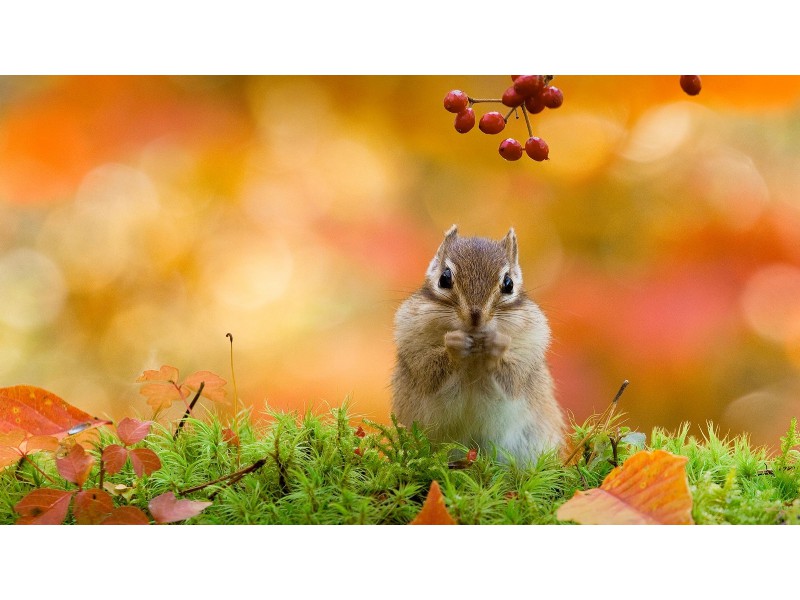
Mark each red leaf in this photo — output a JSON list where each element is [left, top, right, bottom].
[[0, 385, 111, 438], [410, 481, 457, 525], [221, 427, 239, 447], [14, 488, 74, 524], [466, 448, 478, 463], [56, 443, 95, 487], [73, 488, 115, 524], [24, 435, 60, 454], [354, 425, 366, 438], [101, 506, 150, 525], [129, 448, 161, 477], [148, 492, 211, 524], [101, 444, 129, 475], [116, 417, 153, 446]]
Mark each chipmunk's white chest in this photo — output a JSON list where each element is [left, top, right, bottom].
[[432, 370, 533, 455]]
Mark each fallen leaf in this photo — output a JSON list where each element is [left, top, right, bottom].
[[148, 492, 211, 524], [14, 488, 74, 525], [116, 417, 153, 446], [129, 447, 161, 477], [73, 488, 115, 524], [103, 481, 136, 501], [410, 480, 457, 525], [101, 444, 129, 475], [56, 443, 95, 487], [101, 506, 150, 525], [557, 449, 694, 525], [0, 385, 111, 438]]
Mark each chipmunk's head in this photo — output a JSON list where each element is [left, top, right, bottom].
[[424, 225, 524, 331]]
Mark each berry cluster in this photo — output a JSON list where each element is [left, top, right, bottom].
[[443, 75, 563, 162]]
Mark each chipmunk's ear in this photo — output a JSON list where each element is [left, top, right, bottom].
[[426, 225, 458, 278], [501, 227, 518, 266]]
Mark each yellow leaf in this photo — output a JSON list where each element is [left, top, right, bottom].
[[557, 449, 694, 525]]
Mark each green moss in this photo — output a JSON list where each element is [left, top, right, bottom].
[[2, 405, 799, 524]]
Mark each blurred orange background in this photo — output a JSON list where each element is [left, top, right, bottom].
[[2, 75, 800, 448]]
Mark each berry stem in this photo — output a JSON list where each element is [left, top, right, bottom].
[[503, 107, 517, 122], [468, 97, 503, 105], [521, 104, 534, 138]]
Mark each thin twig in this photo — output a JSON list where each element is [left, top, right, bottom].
[[19, 455, 59, 485], [180, 458, 267, 496], [226, 332, 241, 470], [563, 380, 630, 466], [468, 96, 502, 104], [174, 381, 205, 440]]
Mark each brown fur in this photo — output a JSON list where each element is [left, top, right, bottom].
[[391, 225, 565, 464]]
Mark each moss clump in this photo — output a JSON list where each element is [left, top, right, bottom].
[[1, 408, 799, 524]]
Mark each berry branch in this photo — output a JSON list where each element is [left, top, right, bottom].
[[444, 75, 563, 162]]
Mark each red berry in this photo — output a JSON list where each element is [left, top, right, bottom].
[[513, 75, 545, 97], [443, 90, 469, 113], [525, 136, 549, 161], [454, 108, 475, 133], [524, 95, 545, 114], [354, 447, 363, 457], [478, 111, 506, 134], [498, 138, 523, 161], [511, 75, 520, 81], [466, 448, 478, 462], [680, 75, 702, 96], [541, 86, 563, 109], [502, 86, 525, 107]]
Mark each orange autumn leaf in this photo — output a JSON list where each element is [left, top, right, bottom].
[[137, 365, 227, 409], [557, 449, 694, 525], [0, 385, 111, 438], [182, 371, 227, 404], [0, 429, 59, 470], [410, 480, 457, 525]]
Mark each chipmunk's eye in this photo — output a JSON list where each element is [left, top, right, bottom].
[[501, 273, 514, 294], [439, 268, 453, 289]]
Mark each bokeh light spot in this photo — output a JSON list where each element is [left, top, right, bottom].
[[0, 248, 66, 330]]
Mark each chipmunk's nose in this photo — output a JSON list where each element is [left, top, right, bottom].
[[469, 308, 482, 328]]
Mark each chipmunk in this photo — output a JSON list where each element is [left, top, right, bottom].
[[391, 225, 565, 464]]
